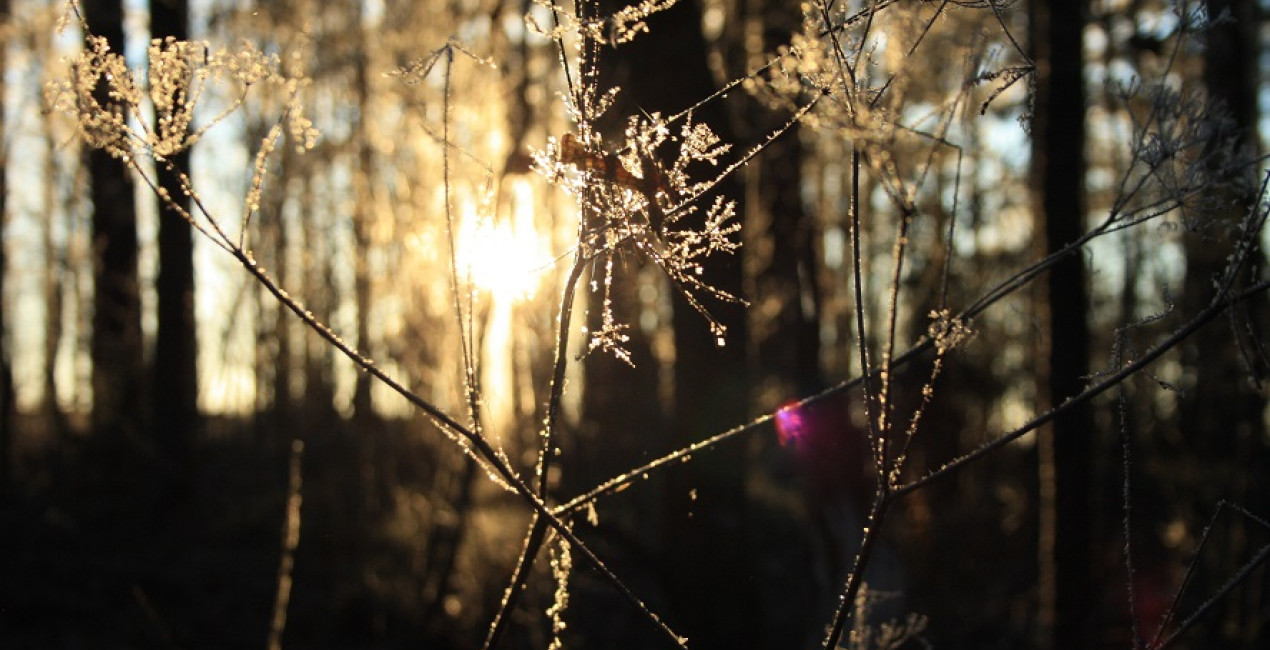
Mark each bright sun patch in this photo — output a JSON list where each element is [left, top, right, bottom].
[[456, 178, 553, 302]]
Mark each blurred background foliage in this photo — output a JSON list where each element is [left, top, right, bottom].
[[0, 0, 1267, 648]]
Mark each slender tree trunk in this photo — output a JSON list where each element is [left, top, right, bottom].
[[1030, 0, 1094, 647], [251, 120, 293, 448], [743, 0, 822, 409], [351, 9, 374, 422], [273, 184, 294, 428], [419, 449, 475, 636], [151, 0, 198, 490], [302, 179, 337, 418], [737, 2, 825, 642], [256, 134, 296, 444], [86, 0, 144, 442], [41, 98, 68, 438], [0, 0, 13, 490], [254, 113, 304, 434]]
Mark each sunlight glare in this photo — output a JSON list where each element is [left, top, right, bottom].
[[457, 178, 551, 301]]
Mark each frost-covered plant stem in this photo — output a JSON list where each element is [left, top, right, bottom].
[[824, 143, 887, 650], [539, 255, 589, 495], [232, 177, 685, 648], [819, 186, 1270, 649], [824, 489, 893, 650], [484, 253, 587, 650], [1150, 501, 1270, 649], [439, 43, 485, 435]]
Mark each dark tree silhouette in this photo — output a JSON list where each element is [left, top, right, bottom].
[[151, 0, 199, 491], [743, 0, 824, 406], [1185, 0, 1265, 460], [611, 1, 760, 646], [86, 0, 144, 442], [735, 2, 826, 642], [351, 2, 375, 423], [1183, 0, 1268, 641], [1030, 0, 1095, 646]]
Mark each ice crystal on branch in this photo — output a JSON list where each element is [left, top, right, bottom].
[[604, 0, 679, 44], [389, 40, 497, 87], [48, 35, 317, 163], [583, 259, 636, 366], [527, 0, 678, 46], [546, 534, 574, 650], [927, 309, 974, 355], [1107, 78, 1256, 231], [533, 101, 744, 360], [665, 119, 731, 197]]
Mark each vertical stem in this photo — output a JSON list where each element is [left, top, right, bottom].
[[484, 514, 548, 650], [537, 257, 587, 495], [267, 439, 304, 650], [484, 255, 587, 650], [821, 139, 897, 650], [848, 147, 881, 474], [440, 46, 481, 424], [878, 203, 913, 481], [822, 491, 892, 649]]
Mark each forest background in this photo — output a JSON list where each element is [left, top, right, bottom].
[[1, 0, 1268, 648]]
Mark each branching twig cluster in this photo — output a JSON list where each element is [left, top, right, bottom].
[[51, 0, 1270, 647]]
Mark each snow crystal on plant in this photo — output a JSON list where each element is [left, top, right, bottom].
[[48, 35, 317, 164], [532, 93, 745, 361]]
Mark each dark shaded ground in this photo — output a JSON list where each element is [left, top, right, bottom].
[[2, 405, 1264, 649]]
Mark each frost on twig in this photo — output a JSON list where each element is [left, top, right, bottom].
[[47, 31, 319, 252], [546, 532, 573, 650], [926, 309, 974, 356], [47, 35, 317, 164], [533, 96, 745, 361], [526, 0, 679, 46]]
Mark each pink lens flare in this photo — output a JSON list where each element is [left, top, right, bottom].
[[775, 401, 807, 447]]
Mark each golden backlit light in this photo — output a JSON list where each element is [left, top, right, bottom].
[[456, 177, 553, 302]]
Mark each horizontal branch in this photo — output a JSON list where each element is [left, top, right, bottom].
[[896, 278, 1270, 499]]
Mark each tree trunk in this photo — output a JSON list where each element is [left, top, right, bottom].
[[351, 6, 374, 422], [151, 0, 198, 491], [41, 92, 68, 439], [1030, 0, 1094, 647], [1186, 0, 1267, 643], [609, 1, 760, 646], [41, 133, 65, 436], [0, 0, 12, 490], [743, 0, 822, 410], [1185, 0, 1264, 455], [736, 1, 825, 643], [86, 0, 144, 442]]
